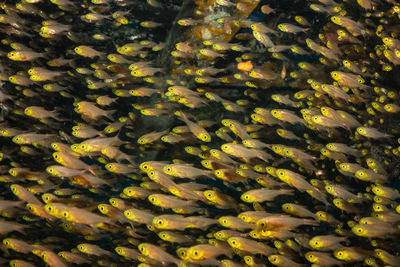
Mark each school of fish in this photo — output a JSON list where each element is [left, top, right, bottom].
[[0, 0, 399, 266]]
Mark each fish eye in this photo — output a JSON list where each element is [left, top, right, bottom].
[[48, 206, 53, 211]]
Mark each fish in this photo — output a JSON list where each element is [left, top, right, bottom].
[[163, 164, 212, 179], [124, 208, 155, 225], [3, 238, 33, 253], [227, 236, 276, 256], [9, 260, 37, 267], [37, 250, 68, 267], [268, 254, 304, 267], [219, 216, 256, 231], [148, 194, 196, 209], [333, 247, 371, 262], [305, 251, 343, 266], [10, 184, 42, 205], [137, 129, 169, 144], [0, 0, 399, 266], [241, 189, 293, 203], [74, 45, 103, 58], [221, 143, 272, 162], [158, 231, 193, 243], [58, 251, 91, 265], [309, 235, 347, 251], [275, 169, 314, 192], [0, 219, 27, 235], [277, 23, 309, 34], [257, 215, 318, 231], [356, 127, 392, 139], [187, 244, 232, 260], [282, 203, 317, 219], [77, 243, 114, 257], [61, 206, 114, 226], [138, 243, 180, 265]]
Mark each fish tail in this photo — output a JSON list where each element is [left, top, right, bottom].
[[105, 110, 117, 120]]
